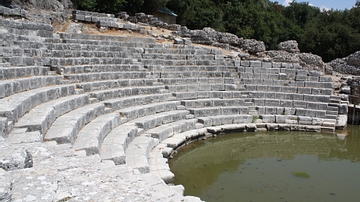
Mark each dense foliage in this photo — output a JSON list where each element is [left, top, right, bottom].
[[72, 0, 360, 62]]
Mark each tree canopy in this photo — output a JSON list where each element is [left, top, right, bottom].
[[72, 0, 360, 62]]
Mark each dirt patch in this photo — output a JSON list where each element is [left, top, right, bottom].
[[55, 20, 233, 55]]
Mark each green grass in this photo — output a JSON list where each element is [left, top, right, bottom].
[[293, 172, 310, 178]]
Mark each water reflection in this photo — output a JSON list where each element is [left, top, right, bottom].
[[169, 125, 360, 202]]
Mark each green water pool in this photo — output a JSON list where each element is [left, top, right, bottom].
[[169, 125, 360, 202]]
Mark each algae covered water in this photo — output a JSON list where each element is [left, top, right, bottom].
[[169, 125, 360, 202]]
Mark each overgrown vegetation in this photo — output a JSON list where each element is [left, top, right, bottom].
[[71, 0, 360, 62]]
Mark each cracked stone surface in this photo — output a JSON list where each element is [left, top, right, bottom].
[[0, 139, 188, 202]]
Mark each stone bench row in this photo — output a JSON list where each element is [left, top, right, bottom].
[[125, 117, 198, 173], [43, 50, 132, 58], [243, 91, 332, 103], [86, 86, 166, 103], [46, 57, 136, 67], [239, 66, 323, 76], [43, 42, 131, 51], [145, 65, 230, 72], [155, 71, 234, 79], [238, 60, 302, 69], [180, 97, 342, 116], [172, 91, 249, 100], [14, 94, 90, 135], [159, 77, 236, 85], [58, 33, 155, 44], [1, 81, 167, 137], [143, 47, 223, 55], [75, 78, 159, 92], [73, 101, 182, 159], [119, 101, 181, 121], [63, 71, 147, 83], [2, 56, 44, 66], [165, 83, 237, 92], [0, 6, 26, 17], [0, 84, 76, 136], [58, 64, 144, 74], [13, 91, 172, 138], [142, 54, 222, 61], [0, 75, 61, 99], [128, 110, 190, 131], [1, 46, 42, 59], [242, 79, 333, 89], [0, 66, 51, 80], [245, 85, 332, 95], [48, 38, 149, 48], [189, 106, 249, 117], [141, 58, 226, 66], [239, 71, 327, 82], [0, 18, 53, 37]]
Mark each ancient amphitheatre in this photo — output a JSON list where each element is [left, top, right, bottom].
[[0, 1, 355, 201]]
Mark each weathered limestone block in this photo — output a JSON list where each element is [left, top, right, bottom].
[[246, 123, 257, 132], [266, 123, 279, 131], [126, 136, 159, 174], [207, 126, 222, 134], [336, 115, 348, 130], [220, 124, 246, 132], [0, 146, 32, 171], [0, 117, 7, 137], [298, 116, 313, 125], [261, 115, 275, 123], [147, 125, 173, 141]]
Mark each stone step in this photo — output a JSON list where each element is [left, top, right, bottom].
[[159, 71, 232, 79], [173, 91, 244, 100], [129, 110, 190, 131], [145, 65, 230, 72], [46, 57, 135, 67], [198, 115, 253, 126], [103, 93, 171, 111], [14, 94, 90, 136], [58, 64, 145, 74], [181, 98, 246, 109], [88, 86, 165, 101], [75, 78, 159, 92], [189, 106, 249, 118], [44, 103, 105, 144], [159, 77, 236, 85], [100, 123, 139, 165], [119, 101, 180, 121], [73, 112, 124, 155], [0, 75, 63, 99], [160, 129, 208, 149], [63, 71, 147, 83], [0, 84, 76, 126], [143, 119, 198, 141], [125, 136, 159, 173]]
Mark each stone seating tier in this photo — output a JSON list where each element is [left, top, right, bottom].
[[0, 75, 61, 98], [0, 18, 53, 37], [63, 71, 147, 83], [0, 6, 26, 18], [58, 64, 144, 74], [0, 66, 51, 80], [58, 33, 155, 44], [145, 65, 230, 72]]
